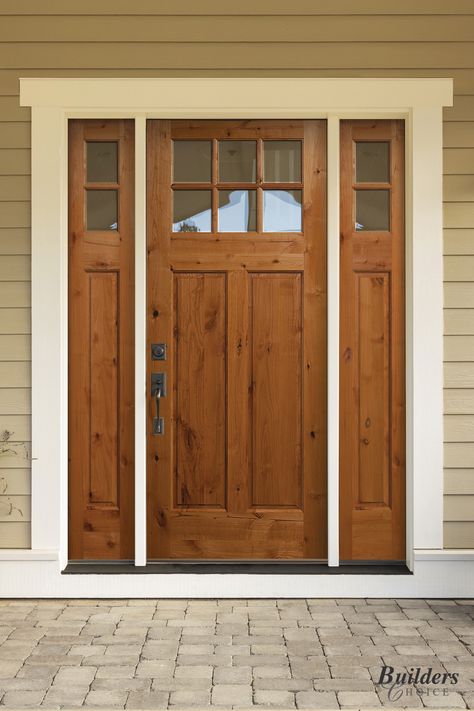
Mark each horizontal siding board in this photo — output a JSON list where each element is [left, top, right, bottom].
[[0, 469, 30, 495], [0, 494, 30, 522], [0, 362, 30, 388], [2, 43, 474, 70], [0, 229, 30, 256], [0, 150, 31, 176], [444, 414, 474, 441], [0, 282, 30, 308], [444, 469, 474, 494], [0, 204, 30, 230], [0, 335, 30, 361], [445, 442, 474, 467], [0, 309, 30, 335], [444, 123, 474, 148], [0, 415, 30, 442], [0, 257, 30, 281], [0, 388, 30, 415], [444, 229, 474, 255], [444, 495, 474, 520], [0, 123, 30, 150], [443, 175, 474, 202], [445, 363, 474, 388], [0, 445, 31, 468], [444, 149, 474, 175], [2, 0, 474, 13], [444, 205, 474, 229], [444, 308, 474, 335], [4, 16, 474, 42], [0, 177, 30, 202], [0, 521, 29, 548], [444, 282, 474, 307], [444, 389, 474, 414], [444, 335, 474, 361]]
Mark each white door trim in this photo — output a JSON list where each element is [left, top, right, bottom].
[[19, 78, 452, 586]]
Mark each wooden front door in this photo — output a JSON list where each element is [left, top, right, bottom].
[[146, 120, 327, 559], [339, 120, 405, 561]]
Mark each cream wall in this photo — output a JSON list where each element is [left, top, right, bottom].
[[0, 0, 472, 549]]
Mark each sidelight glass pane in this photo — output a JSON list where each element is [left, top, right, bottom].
[[173, 190, 211, 232], [264, 141, 302, 183], [218, 190, 256, 232], [86, 189, 118, 230], [263, 190, 302, 232], [219, 141, 256, 183], [356, 142, 390, 183], [355, 190, 390, 231], [173, 141, 212, 183], [86, 142, 118, 183]]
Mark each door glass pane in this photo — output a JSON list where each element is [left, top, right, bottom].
[[355, 190, 390, 231], [86, 189, 118, 230], [86, 142, 118, 183], [173, 190, 211, 232], [264, 141, 302, 183], [218, 190, 256, 232], [263, 190, 302, 232], [219, 141, 256, 183], [356, 142, 390, 183], [173, 141, 212, 183]]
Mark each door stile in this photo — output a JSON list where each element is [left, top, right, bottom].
[[303, 120, 328, 559], [146, 119, 173, 558]]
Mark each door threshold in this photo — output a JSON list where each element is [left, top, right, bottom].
[[63, 561, 411, 575]]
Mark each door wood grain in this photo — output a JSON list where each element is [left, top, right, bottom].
[[146, 120, 327, 560], [340, 120, 405, 561], [68, 119, 135, 560]]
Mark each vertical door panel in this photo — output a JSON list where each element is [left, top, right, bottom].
[[68, 120, 134, 560], [251, 273, 303, 508], [340, 120, 405, 561], [174, 273, 227, 508]]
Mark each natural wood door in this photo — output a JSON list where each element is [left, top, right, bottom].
[[340, 120, 405, 561], [68, 120, 135, 560], [147, 120, 327, 559]]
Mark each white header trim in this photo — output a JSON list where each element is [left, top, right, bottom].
[[20, 77, 453, 112]]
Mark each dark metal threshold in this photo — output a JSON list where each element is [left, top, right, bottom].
[[63, 561, 411, 575]]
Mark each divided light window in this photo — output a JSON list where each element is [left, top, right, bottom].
[[171, 139, 303, 234]]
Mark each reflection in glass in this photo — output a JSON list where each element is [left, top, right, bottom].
[[86, 142, 118, 183], [263, 190, 302, 232], [173, 141, 212, 183], [86, 190, 118, 230], [356, 142, 390, 183], [355, 190, 390, 231], [173, 190, 211, 232], [264, 141, 302, 183], [218, 190, 256, 232], [219, 141, 256, 183]]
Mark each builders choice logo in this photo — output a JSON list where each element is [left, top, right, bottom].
[[377, 665, 460, 701]]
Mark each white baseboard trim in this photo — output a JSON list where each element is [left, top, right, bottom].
[[0, 549, 58, 561], [0, 556, 472, 598]]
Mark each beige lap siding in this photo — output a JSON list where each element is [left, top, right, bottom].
[[0, 0, 473, 549]]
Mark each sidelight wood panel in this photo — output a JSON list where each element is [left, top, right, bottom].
[[251, 273, 302, 508], [68, 119, 134, 560], [340, 120, 405, 561], [89, 271, 119, 507], [147, 119, 326, 559], [174, 273, 226, 508]]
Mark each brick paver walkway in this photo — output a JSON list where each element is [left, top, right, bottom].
[[0, 599, 472, 709]]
